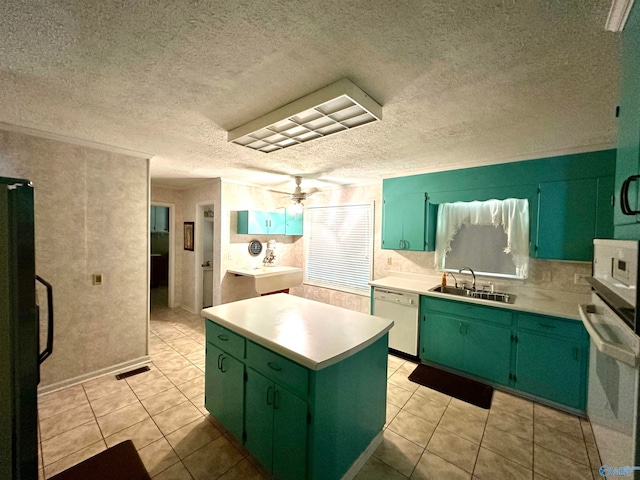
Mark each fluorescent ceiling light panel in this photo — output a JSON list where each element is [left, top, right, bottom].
[[228, 78, 382, 153], [605, 0, 635, 31]]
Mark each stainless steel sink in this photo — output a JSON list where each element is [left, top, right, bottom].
[[429, 285, 516, 304]]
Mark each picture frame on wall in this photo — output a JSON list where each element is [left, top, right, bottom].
[[184, 222, 194, 251]]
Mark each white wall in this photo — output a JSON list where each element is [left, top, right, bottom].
[[0, 129, 149, 387]]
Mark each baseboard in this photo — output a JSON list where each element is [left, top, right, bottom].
[[340, 430, 384, 480], [37, 355, 151, 396]]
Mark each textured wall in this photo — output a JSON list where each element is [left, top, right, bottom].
[[0, 129, 149, 387]]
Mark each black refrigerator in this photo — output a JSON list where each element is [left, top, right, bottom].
[[1, 177, 53, 480]]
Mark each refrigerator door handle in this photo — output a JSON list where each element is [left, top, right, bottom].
[[36, 275, 54, 364]]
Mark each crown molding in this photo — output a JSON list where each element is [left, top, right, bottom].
[[0, 122, 153, 159]]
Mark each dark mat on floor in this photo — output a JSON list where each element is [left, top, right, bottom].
[[49, 440, 151, 480], [408, 364, 493, 409]]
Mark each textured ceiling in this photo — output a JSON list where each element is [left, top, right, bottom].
[[0, 1, 621, 192]]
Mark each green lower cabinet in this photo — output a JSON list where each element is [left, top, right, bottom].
[[514, 332, 585, 410], [245, 368, 308, 480], [204, 343, 244, 440], [464, 320, 511, 384], [419, 296, 588, 412], [420, 313, 466, 371], [420, 312, 510, 384]]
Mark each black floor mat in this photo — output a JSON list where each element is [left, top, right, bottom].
[[408, 364, 493, 409], [48, 440, 151, 480]]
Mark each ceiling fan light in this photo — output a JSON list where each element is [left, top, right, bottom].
[[228, 78, 382, 153], [292, 198, 304, 214]]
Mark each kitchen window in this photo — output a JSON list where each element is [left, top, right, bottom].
[[304, 203, 373, 294], [435, 198, 530, 279]]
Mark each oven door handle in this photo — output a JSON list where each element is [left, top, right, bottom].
[[578, 304, 638, 367]]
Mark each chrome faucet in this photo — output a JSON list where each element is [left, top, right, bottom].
[[459, 267, 476, 291], [446, 272, 458, 288]]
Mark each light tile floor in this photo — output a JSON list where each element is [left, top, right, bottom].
[[36, 288, 602, 479]]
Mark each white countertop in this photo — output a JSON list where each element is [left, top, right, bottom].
[[370, 273, 590, 321], [201, 294, 394, 371], [227, 265, 302, 278]]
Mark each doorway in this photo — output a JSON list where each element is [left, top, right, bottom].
[[196, 203, 215, 309], [150, 203, 175, 310]]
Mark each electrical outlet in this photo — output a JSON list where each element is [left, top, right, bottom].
[[574, 273, 589, 285], [92, 274, 103, 286], [541, 270, 552, 282], [387, 257, 392, 265]]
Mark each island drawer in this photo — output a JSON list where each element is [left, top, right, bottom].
[[206, 321, 245, 359], [246, 341, 309, 398], [516, 313, 584, 339]]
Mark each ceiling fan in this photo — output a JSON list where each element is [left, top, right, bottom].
[[290, 176, 318, 210]]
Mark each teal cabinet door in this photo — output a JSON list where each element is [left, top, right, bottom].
[[268, 211, 286, 235], [420, 312, 465, 371], [536, 178, 613, 261], [515, 332, 585, 410], [204, 343, 244, 440], [237, 210, 286, 235], [382, 193, 428, 251], [464, 320, 511, 385], [245, 367, 308, 480], [245, 368, 275, 472], [614, 1, 640, 228], [272, 387, 308, 480], [285, 207, 303, 235]]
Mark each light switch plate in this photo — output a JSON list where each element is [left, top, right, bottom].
[[92, 274, 103, 285]]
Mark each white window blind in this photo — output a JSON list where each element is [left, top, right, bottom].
[[304, 203, 373, 294]]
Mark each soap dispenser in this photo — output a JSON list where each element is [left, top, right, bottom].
[[441, 271, 447, 286]]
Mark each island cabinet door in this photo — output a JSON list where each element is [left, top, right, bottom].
[[245, 367, 308, 480], [204, 343, 244, 441]]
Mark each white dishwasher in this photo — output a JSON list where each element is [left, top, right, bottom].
[[373, 288, 420, 357]]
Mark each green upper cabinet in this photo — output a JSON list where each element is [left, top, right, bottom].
[[614, 2, 640, 235], [237, 210, 286, 235], [384, 150, 615, 261], [536, 177, 614, 261], [382, 192, 435, 251], [284, 207, 303, 235]]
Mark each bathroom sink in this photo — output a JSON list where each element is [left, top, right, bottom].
[[227, 266, 303, 294], [430, 285, 516, 304]]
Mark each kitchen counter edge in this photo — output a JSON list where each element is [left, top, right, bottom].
[[370, 275, 590, 321]]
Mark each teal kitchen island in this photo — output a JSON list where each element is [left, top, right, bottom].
[[201, 294, 393, 480]]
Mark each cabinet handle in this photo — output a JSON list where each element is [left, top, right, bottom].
[[220, 356, 227, 373], [538, 324, 556, 329], [399, 239, 403, 249], [217, 353, 223, 370], [620, 175, 640, 215], [267, 361, 282, 372], [217, 334, 229, 341], [274, 389, 280, 410], [266, 386, 273, 406]]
